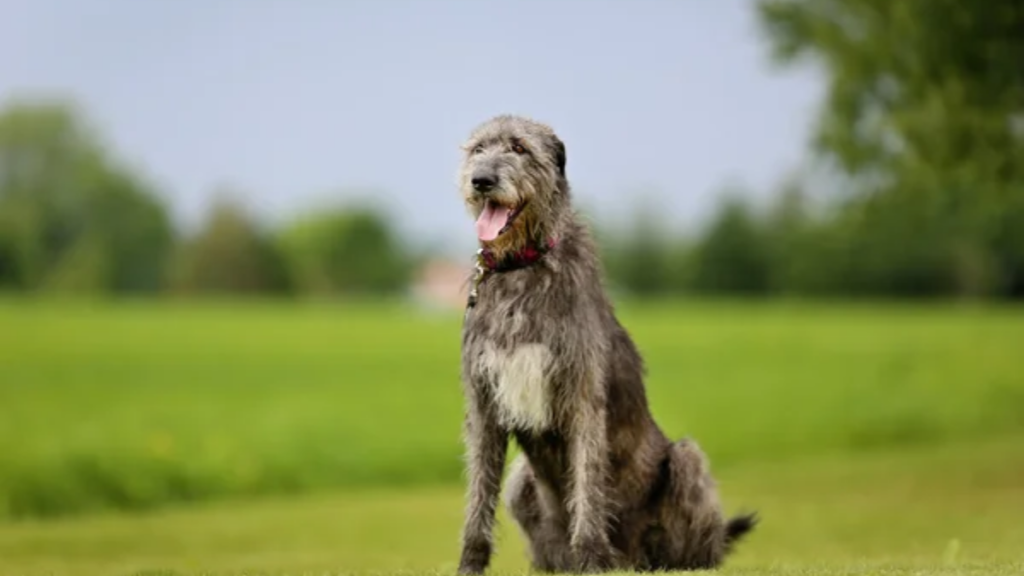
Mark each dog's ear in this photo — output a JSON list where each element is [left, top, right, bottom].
[[549, 135, 566, 176]]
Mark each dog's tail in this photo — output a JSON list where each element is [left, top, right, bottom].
[[723, 511, 758, 554]]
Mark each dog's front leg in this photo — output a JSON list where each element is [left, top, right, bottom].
[[457, 386, 508, 575], [567, 371, 614, 573]]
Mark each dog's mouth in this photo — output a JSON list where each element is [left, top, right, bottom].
[[475, 199, 525, 242]]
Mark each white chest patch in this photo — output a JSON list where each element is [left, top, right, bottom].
[[479, 342, 553, 432]]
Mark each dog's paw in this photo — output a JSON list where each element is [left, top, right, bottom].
[[457, 539, 492, 575]]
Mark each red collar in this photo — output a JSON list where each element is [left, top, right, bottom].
[[479, 237, 558, 273]]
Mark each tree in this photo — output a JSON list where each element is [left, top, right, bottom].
[[600, 203, 684, 296], [0, 97, 174, 293], [757, 0, 1024, 297], [689, 194, 772, 296], [275, 203, 410, 297], [761, 177, 824, 294], [167, 195, 289, 295]]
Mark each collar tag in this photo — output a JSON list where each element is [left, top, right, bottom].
[[466, 249, 487, 309]]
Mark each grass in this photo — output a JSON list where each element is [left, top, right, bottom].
[[1, 298, 1023, 574], [2, 299, 1024, 519], [1, 435, 1022, 576]]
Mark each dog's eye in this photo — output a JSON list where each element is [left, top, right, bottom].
[[512, 143, 526, 154], [472, 145, 485, 155]]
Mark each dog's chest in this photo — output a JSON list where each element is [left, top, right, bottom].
[[463, 269, 562, 432], [474, 340, 554, 432]]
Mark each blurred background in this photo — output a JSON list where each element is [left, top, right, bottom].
[[1, 1, 1023, 574]]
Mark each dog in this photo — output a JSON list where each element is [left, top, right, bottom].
[[454, 114, 756, 574]]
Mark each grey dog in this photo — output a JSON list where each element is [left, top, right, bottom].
[[455, 114, 756, 575]]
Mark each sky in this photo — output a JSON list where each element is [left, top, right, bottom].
[[0, 0, 823, 256]]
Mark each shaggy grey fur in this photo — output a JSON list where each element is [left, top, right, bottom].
[[454, 114, 756, 575]]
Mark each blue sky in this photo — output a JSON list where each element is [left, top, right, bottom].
[[0, 0, 822, 255]]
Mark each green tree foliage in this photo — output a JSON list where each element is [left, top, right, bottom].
[[0, 98, 174, 293], [757, 0, 1024, 298], [689, 194, 771, 296], [168, 196, 289, 295], [600, 204, 687, 296], [276, 204, 410, 296], [760, 179, 826, 294], [0, 98, 416, 299]]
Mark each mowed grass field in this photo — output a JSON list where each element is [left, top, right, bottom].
[[1, 298, 1023, 575]]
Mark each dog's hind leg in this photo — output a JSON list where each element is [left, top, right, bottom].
[[649, 439, 736, 570], [504, 455, 574, 573]]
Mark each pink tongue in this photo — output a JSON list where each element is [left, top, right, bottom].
[[475, 201, 511, 241]]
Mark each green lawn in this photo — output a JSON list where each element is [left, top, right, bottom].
[[1, 298, 1023, 574], [2, 299, 1023, 519], [1, 436, 1021, 576]]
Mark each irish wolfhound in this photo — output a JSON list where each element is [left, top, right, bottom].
[[454, 114, 756, 575]]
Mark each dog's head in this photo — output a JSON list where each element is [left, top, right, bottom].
[[458, 115, 568, 255]]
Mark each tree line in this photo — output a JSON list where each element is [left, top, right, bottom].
[[1, 97, 1022, 301], [0, 99, 411, 297], [3, 1, 1023, 300], [602, 177, 1023, 299]]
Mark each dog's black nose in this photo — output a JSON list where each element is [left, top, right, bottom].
[[472, 175, 497, 193]]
